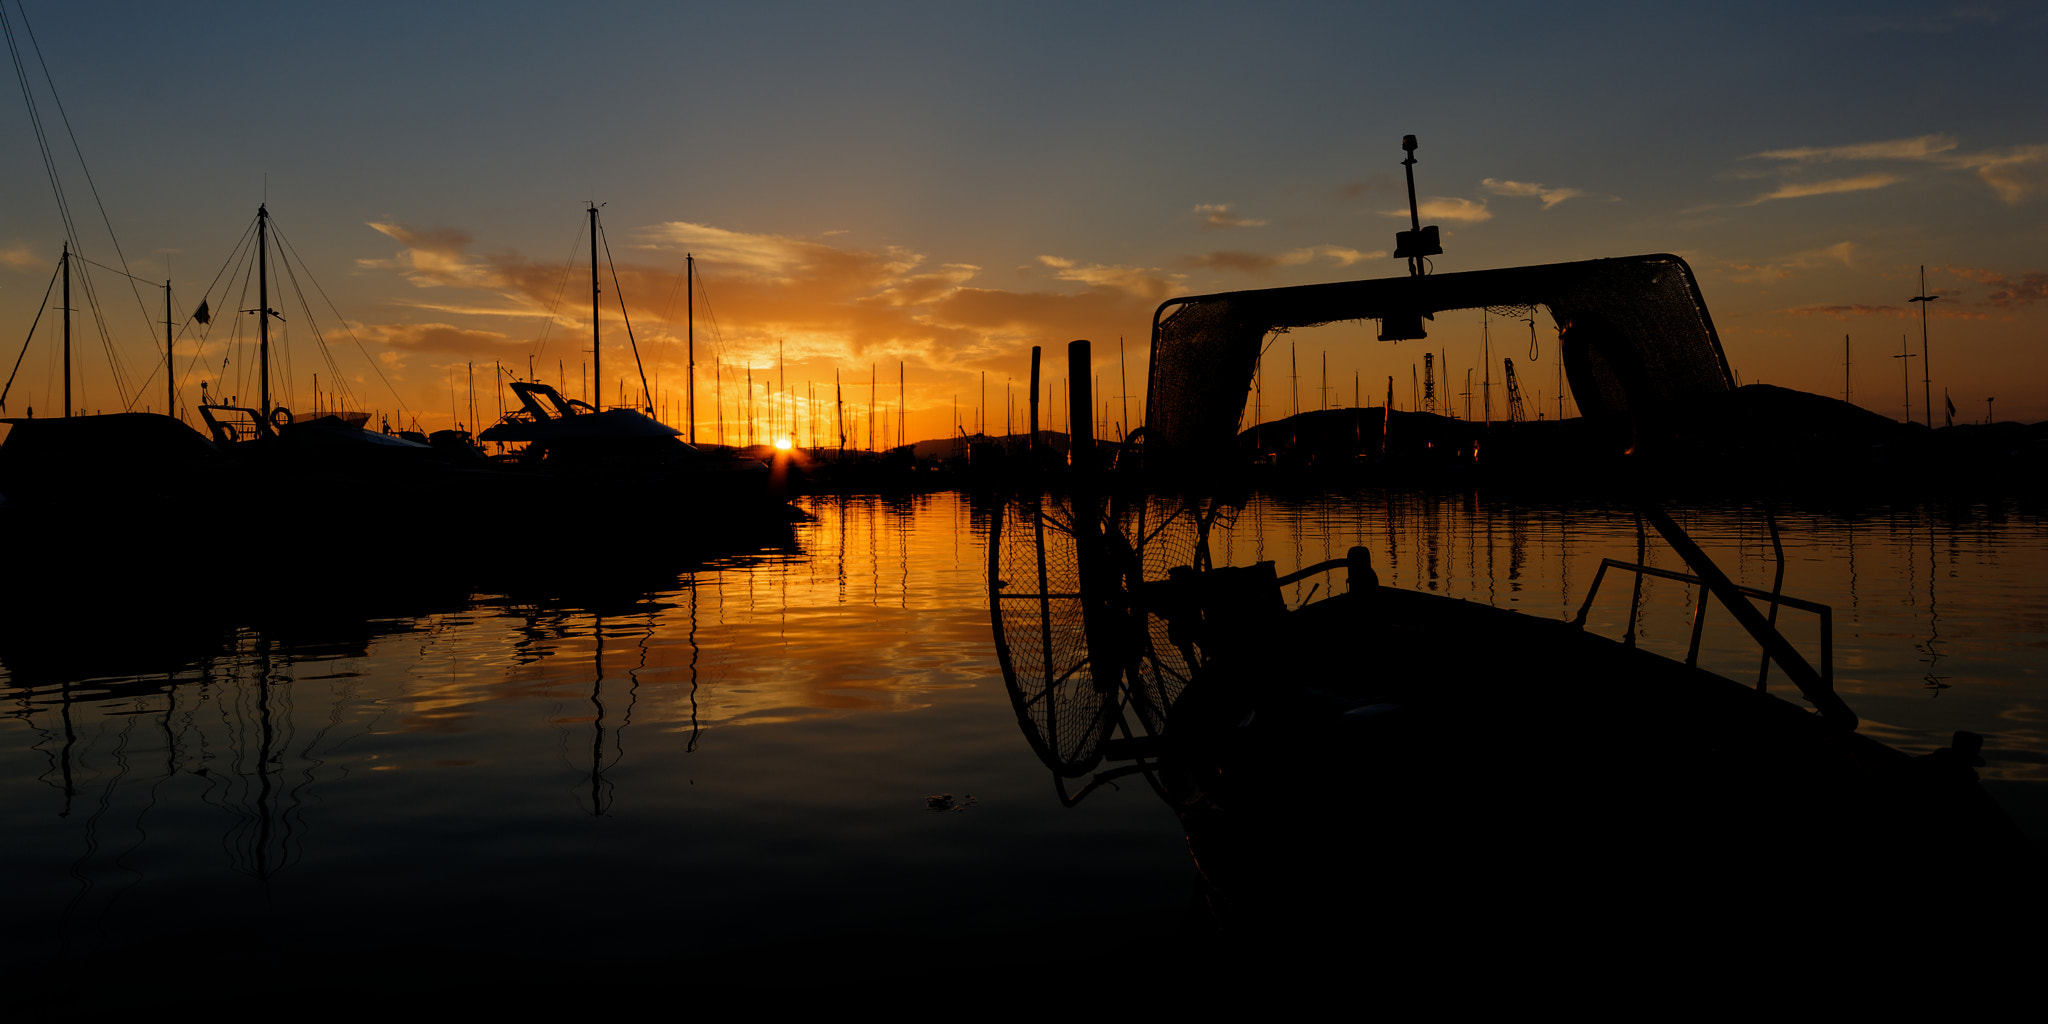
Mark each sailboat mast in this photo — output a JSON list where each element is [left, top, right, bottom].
[[589, 203, 600, 409], [165, 279, 174, 420], [686, 253, 695, 442], [258, 205, 271, 418], [61, 243, 70, 418]]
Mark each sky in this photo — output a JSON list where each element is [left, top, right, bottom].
[[3, 0, 2045, 444]]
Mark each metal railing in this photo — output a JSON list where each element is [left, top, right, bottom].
[[1571, 558, 1833, 692]]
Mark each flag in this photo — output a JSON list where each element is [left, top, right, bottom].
[[192, 299, 210, 325], [1944, 390, 1955, 427]]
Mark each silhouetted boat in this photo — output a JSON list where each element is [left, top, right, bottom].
[[987, 140, 2034, 957], [473, 206, 783, 520], [478, 379, 776, 513]]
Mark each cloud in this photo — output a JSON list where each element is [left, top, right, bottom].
[[0, 245, 42, 272], [362, 222, 494, 289], [1743, 174, 1902, 205], [1383, 197, 1491, 223], [358, 217, 1183, 428], [1946, 265, 2048, 308], [1956, 144, 2048, 204], [1193, 203, 1267, 229], [1781, 304, 1915, 320], [1723, 242, 1858, 283], [1182, 245, 1382, 276], [1480, 178, 1590, 209], [366, 322, 527, 359], [1033, 255, 1183, 300], [1752, 134, 1959, 164], [1743, 133, 2048, 205], [1780, 303, 1986, 321]]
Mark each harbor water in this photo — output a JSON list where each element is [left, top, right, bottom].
[[4, 489, 2044, 991]]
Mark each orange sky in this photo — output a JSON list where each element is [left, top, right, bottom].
[[4, 5, 2044, 437]]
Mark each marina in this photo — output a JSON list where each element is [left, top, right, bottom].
[[3, 3, 2046, 1009], [3, 489, 2045, 1005]]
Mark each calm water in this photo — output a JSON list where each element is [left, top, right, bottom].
[[4, 490, 2044, 974]]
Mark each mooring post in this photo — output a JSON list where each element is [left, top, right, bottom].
[[1069, 340, 1093, 476], [1029, 345, 1042, 469]]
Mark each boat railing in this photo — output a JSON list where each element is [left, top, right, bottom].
[[1571, 558, 1833, 693]]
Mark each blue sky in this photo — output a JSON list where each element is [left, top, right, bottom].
[[4, 1, 2043, 436]]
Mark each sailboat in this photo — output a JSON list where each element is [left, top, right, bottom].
[[478, 205, 782, 520]]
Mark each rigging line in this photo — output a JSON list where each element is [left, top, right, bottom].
[[185, 223, 259, 396], [275, 243, 353, 407], [13, 0, 157, 355], [531, 217, 586, 367], [692, 259, 728, 365], [0, 259, 61, 411], [270, 218, 410, 415], [597, 222, 653, 409], [75, 254, 165, 285], [2, 6, 141, 414], [3, 2, 77, 262]]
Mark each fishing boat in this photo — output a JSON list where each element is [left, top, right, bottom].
[[987, 139, 2034, 957]]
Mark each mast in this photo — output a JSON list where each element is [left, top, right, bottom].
[[1910, 266, 1937, 429], [258, 204, 271, 418], [589, 203, 601, 408], [687, 253, 695, 442], [61, 242, 70, 417], [165, 278, 174, 419]]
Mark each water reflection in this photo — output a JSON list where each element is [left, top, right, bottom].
[[988, 488, 2045, 941], [3, 490, 2043, 988]]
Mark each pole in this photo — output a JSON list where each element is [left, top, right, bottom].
[[1401, 135, 1422, 278], [1894, 334, 1916, 422], [1118, 335, 1130, 440], [61, 243, 70, 417], [258, 205, 271, 418], [1028, 345, 1042, 463], [1481, 311, 1492, 428], [1069, 340, 1093, 471], [686, 253, 696, 442], [165, 278, 174, 420], [1910, 266, 1938, 429], [589, 204, 602, 409]]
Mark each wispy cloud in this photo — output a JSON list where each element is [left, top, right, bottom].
[[1384, 197, 1491, 223], [1752, 134, 1959, 164], [1182, 245, 1381, 276], [357, 219, 1181, 410], [1957, 144, 2048, 203], [0, 245, 42, 273], [362, 223, 494, 288], [1723, 242, 1859, 283], [1946, 265, 2048, 307], [1035, 255, 1183, 299], [1480, 178, 1591, 209], [1741, 133, 2048, 205], [1193, 203, 1267, 229], [1741, 173, 1903, 205], [1781, 293, 1986, 321]]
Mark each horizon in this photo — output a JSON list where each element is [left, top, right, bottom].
[[4, 2, 2044, 439]]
